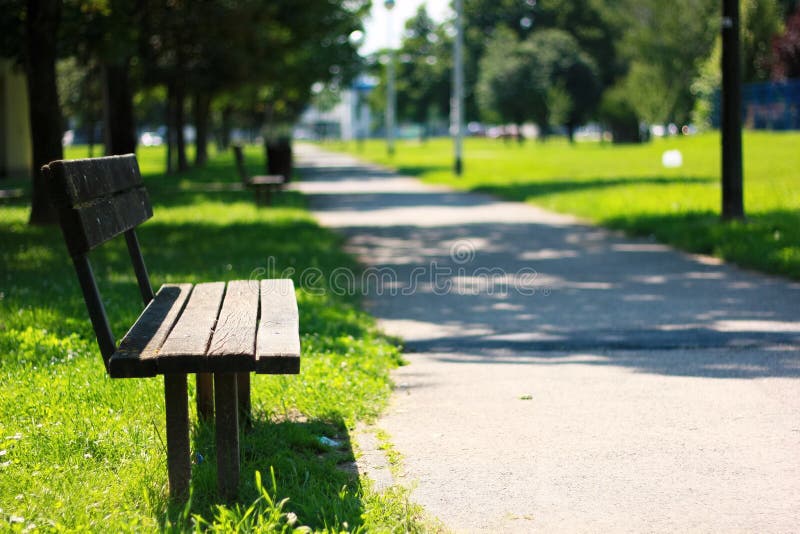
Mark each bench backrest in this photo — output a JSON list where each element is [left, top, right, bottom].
[[231, 145, 248, 185], [43, 154, 156, 370]]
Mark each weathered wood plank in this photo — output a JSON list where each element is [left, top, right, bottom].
[[164, 373, 191, 500], [214, 372, 240, 500], [207, 280, 258, 371], [249, 175, 284, 185], [55, 186, 152, 256], [109, 283, 193, 378], [256, 279, 300, 374], [158, 282, 225, 372], [46, 154, 143, 206]]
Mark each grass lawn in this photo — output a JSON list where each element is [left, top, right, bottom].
[[332, 132, 800, 280], [0, 146, 423, 532]]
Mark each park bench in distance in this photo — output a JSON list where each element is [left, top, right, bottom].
[[42, 154, 301, 500], [232, 144, 285, 205]]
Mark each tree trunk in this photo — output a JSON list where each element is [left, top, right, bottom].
[[25, 0, 62, 226], [566, 123, 575, 144], [87, 120, 95, 157], [166, 86, 174, 173], [193, 92, 211, 167], [174, 84, 188, 172], [167, 82, 188, 173], [219, 105, 233, 151], [102, 60, 137, 155]]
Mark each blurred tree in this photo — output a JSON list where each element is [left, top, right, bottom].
[[463, 0, 620, 121], [742, 0, 784, 82], [60, 0, 141, 156], [598, 83, 644, 143], [692, 0, 785, 128], [476, 27, 546, 141], [57, 57, 103, 156], [0, 0, 63, 225], [525, 29, 601, 141], [618, 0, 718, 125], [395, 6, 451, 140], [477, 28, 600, 141], [772, 5, 800, 79]]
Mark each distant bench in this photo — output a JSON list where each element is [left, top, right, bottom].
[[43, 154, 301, 500], [232, 145, 286, 205]]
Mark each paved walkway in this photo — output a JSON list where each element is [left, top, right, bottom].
[[295, 144, 800, 533]]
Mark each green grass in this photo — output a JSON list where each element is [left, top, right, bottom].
[[332, 132, 800, 279], [0, 146, 424, 532]]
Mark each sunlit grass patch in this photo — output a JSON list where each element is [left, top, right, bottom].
[[0, 145, 415, 531]]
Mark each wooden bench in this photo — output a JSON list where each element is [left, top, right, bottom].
[[232, 145, 285, 205], [43, 154, 301, 501]]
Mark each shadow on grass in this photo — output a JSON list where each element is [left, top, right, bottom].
[[469, 175, 715, 201], [0, 169, 382, 529], [167, 415, 364, 530], [604, 209, 800, 281]]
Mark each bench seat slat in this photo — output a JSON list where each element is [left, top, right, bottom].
[[256, 279, 300, 374], [248, 176, 285, 186], [109, 283, 193, 378], [158, 282, 226, 372], [207, 280, 259, 371]]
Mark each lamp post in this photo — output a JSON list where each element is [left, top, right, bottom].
[[452, 0, 464, 175], [721, 0, 744, 220], [385, 0, 396, 157]]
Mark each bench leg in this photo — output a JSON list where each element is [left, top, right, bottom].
[[164, 373, 191, 500], [214, 372, 240, 500], [237, 372, 251, 428], [196, 373, 214, 420]]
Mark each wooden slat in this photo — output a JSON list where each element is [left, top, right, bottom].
[[249, 175, 284, 185], [67, 186, 153, 253], [214, 373, 240, 500], [109, 283, 193, 378], [164, 374, 191, 500], [158, 282, 225, 372], [47, 154, 143, 206], [256, 279, 300, 374], [207, 280, 259, 371]]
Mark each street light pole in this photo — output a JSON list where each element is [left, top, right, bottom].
[[385, 0, 396, 157], [453, 0, 464, 175], [721, 0, 744, 220]]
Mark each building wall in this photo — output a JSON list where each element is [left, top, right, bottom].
[[1, 59, 32, 179]]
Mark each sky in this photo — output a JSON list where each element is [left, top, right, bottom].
[[361, 0, 451, 53]]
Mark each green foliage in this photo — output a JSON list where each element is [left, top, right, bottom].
[[476, 27, 546, 127], [772, 4, 800, 79], [598, 84, 642, 143], [334, 133, 800, 280], [477, 28, 601, 136], [463, 0, 620, 120], [618, 0, 718, 125], [742, 0, 785, 82], [524, 29, 601, 135], [394, 6, 452, 132], [692, 0, 785, 128], [0, 146, 416, 531]]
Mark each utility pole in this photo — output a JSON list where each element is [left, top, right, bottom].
[[721, 0, 744, 220], [452, 0, 465, 176], [385, 0, 396, 157]]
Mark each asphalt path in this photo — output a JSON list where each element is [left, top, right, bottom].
[[296, 144, 800, 533]]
